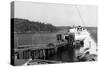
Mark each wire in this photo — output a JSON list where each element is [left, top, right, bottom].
[[75, 5, 85, 28]]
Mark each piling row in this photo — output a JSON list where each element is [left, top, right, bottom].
[[15, 47, 58, 60], [15, 42, 68, 60]]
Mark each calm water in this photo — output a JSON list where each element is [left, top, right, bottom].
[[47, 46, 78, 62]]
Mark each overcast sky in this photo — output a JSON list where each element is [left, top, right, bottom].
[[14, 1, 98, 27]]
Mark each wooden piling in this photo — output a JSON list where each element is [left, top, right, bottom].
[[15, 41, 69, 61]]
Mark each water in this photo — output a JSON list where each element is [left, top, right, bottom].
[[47, 46, 78, 62]]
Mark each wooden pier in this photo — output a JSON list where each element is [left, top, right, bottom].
[[14, 41, 69, 61]]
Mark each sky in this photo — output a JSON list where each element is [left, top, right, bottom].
[[14, 1, 98, 27]]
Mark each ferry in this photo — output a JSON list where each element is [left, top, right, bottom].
[[62, 25, 97, 61]]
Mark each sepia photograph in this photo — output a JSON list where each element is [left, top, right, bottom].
[[11, 1, 98, 66]]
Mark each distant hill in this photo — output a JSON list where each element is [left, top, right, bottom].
[[56, 26, 71, 30], [12, 18, 58, 33]]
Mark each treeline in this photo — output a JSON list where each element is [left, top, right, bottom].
[[12, 18, 58, 33]]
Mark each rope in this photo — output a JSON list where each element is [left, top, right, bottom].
[[74, 5, 85, 28]]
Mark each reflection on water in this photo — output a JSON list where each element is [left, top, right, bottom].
[[47, 46, 79, 62]]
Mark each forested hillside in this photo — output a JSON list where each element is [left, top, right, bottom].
[[12, 18, 58, 33]]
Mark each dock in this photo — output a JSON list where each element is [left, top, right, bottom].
[[14, 41, 70, 61]]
